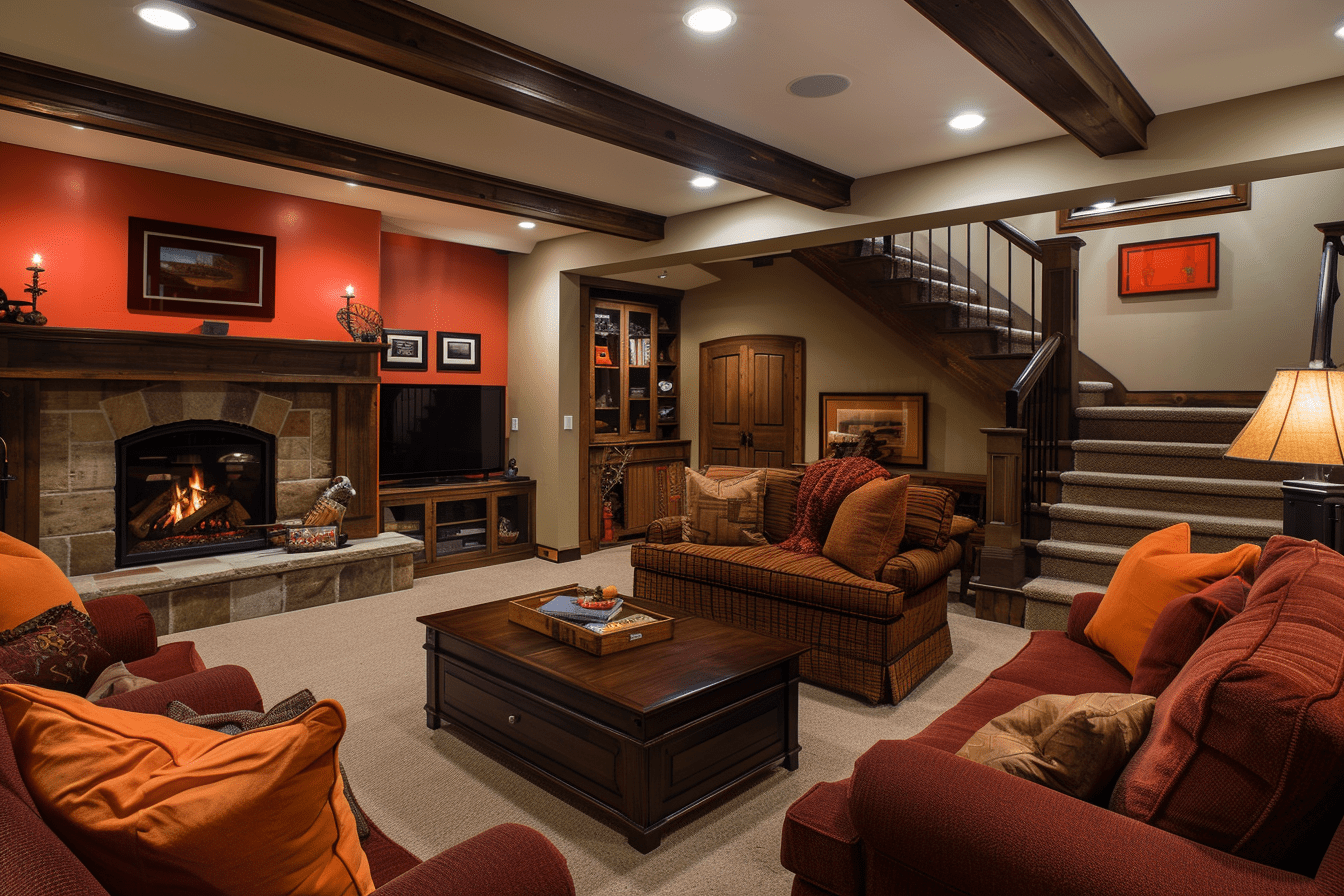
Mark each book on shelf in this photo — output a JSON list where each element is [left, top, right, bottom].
[[537, 593, 624, 624]]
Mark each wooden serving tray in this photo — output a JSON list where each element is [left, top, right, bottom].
[[507, 584, 673, 656]]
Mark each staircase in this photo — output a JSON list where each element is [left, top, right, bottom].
[[793, 234, 1045, 417], [1021, 396, 1291, 629]]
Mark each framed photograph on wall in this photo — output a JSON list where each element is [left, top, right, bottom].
[[437, 331, 481, 372], [819, 392, 928, 468], [127, 217, 276, 319], [382, 329, 429, 371], [1118, 233, 1219, 297]]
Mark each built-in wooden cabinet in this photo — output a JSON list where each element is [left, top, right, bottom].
[[380, 478, 536, 576], [581, 280, 689, 551]]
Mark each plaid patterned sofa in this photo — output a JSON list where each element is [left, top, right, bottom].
[[630, 466, 969, 704]]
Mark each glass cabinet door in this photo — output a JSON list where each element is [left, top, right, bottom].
[[434, 497, 488, 559], [593, 305, 622, 439], [627, 308, 652, 436], [381, 502, 427, 563]]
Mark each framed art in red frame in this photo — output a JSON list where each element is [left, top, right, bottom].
[[1118, 233, 1219, 297], [127, 217, 276, 319]]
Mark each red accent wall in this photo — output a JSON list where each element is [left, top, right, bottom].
[[0, 141, 381, 340], [378, 232, 509, 384]]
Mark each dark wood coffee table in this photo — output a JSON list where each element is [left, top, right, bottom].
[[418, 593, 805, 852]]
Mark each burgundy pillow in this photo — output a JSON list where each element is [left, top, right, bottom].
[[1130, 575, 1247, 697], [0, 603, 113, 695], [1111, 536, 1344, 874]]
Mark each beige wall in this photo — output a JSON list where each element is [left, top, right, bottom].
[[509, 78, 1344, 553], [1012, 169, 1344, 392], [681, 258, 996, 472]]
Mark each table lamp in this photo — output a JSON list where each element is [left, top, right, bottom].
[[1225, 221, 1344, 545]]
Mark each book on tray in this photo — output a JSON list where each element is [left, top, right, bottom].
[[537, 593, 624, 625]]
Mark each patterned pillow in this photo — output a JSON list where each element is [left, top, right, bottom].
[[901, 485, 957, 550], [0, 603, 113, 695], [167, 689, 370, 840], [704, 466, 803, 543], [683, 469, 768, 546], [85, 661, 158, 702]]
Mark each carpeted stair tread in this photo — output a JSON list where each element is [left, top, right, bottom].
[[1074, 439, 1238, 457], [1049, 502, 1281, 540], [1060, 470, 1282, 498], [1078, 381, 1112, 393], [1035, 539, 1129, 564], [1072, 439, 1302, 481], [1075, 406, 1255, 423]]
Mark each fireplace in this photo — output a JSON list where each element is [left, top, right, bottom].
[[115, 422, 275, 567]]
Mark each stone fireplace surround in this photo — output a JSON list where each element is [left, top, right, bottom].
[[0, 327, 417, 635]]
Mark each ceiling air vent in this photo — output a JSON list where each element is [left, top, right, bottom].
[[787, 74, 851, 98]]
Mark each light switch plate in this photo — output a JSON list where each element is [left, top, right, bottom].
[[563, 415, 573, 430], [511, 417, 519, 431]]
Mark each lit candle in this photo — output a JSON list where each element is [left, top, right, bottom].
[[31, 254, 42, 267], [345, 284, 355, 297]]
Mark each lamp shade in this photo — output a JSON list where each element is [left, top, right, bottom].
[[1225, 368, 1344, 464]]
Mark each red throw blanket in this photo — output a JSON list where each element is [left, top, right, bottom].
[[778, 457, 889, 555]]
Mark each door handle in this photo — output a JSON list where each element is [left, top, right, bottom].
[[739, 431, 746, 446], [746, 432, 754, 447]]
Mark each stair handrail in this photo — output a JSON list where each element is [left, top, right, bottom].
[[985, 220, 1044, 262], [1006, 332, 1063, 428]]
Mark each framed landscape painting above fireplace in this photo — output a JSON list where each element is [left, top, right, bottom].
[[127, 217, 276, 319]]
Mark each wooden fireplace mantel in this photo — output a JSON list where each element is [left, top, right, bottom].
[[0, 325, 383, 546], [0, 325, 381, 383]]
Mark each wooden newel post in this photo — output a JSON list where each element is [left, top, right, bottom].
[[1037, 236, 1085, 441], [977, 426, 1028, 625]]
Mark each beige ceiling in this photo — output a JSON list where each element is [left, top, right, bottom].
[[2, 0, 1342, 255]]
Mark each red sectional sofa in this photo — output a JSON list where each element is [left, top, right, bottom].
[[0, 597, 577, 896], [782, 535, 1344, 896]]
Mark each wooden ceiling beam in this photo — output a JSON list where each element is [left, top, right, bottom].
[[904, 0, 1155, 156], [173, 0, 854, 209], [0, 53, 665, 241]]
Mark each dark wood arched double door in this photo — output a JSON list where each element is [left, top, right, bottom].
[[698, 335, 804, 469]]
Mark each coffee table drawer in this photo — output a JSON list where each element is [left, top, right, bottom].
[[434, 655, 636, 812]]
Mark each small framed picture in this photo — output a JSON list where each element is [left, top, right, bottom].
[[382, 329, 428, 371], [437, 332, 481, 372], [1118, 233, 1219, 297]]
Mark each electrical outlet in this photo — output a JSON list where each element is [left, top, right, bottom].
[[563, 415, 573, 430], [511, 417, 519, 431]]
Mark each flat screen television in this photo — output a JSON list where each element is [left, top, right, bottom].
[[379, 384, 506, 483]]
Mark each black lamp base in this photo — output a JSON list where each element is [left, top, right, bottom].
[[1281, 479, 1344, 550]]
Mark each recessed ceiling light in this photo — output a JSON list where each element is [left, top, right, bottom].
[[683, 5, 736, 34], [135, 3, 195, 31], [1335, 21, 1344, 39], [518, 221, 537, 230], [345, 181, 358, 187], [1091, 199, 1117, 210], [949, 112, 985, 131], [70, 125, 84, 130], [690, 175, 718, 189]]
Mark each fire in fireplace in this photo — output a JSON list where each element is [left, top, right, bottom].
[[115, 422, 275, 567]]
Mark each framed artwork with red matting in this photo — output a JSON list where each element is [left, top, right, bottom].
[[1118, 233, 1219, 297], [127, 218, 276, 319]]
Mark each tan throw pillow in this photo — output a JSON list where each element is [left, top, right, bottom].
[[957, 692, 1157, 801], [683, 469, 768, 546], [822, 476, 910, 579], [84, 661, 157, 702]]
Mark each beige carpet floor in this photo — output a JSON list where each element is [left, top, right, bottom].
[[162, 547, 1030, 895]]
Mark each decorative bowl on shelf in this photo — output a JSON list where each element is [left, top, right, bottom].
[[658, 380, 674, 393]]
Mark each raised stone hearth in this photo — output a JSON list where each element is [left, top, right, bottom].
[[70, 532, 418, 635]]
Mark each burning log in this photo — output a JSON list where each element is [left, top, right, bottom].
[[170, 493, 233, 536], [128, 490, 174, 540], [224, 500, 251, 529]]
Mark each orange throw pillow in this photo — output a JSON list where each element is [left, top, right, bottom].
[[0, 683, 373, 896], [823, 476, 910, 579], [0, 532, 86, 631], [1083, 523, 1260, 675]]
